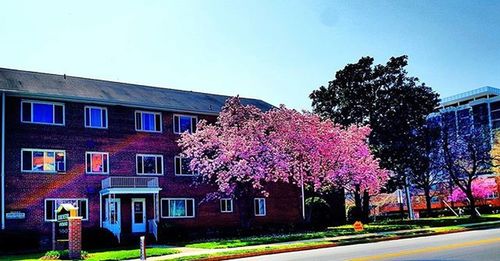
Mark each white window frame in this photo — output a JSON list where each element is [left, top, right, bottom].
[[44, 198, 88, 222], [21, 148, 66, 174], [174, 156, 198, 176], [135, 110, 162, 133], [161, 198, 195, 218], [220, 198, 233, 213], [136, 154, 164, 175], [173, 114, 198, 134], [85, 151, 110, 174], [84, 106, 108, 129], [486, 191, 499, 199], [254, 198, 266, 216], [21, 100, 65, 126]]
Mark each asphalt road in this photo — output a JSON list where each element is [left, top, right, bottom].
[[232, 228, 500, 261]]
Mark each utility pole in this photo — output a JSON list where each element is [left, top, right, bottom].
[[301, 173, 305, 220]]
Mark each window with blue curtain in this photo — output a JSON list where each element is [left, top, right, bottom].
[[136, 111, 162, 132], [85, 106, 107, 128], [22, 101, 64, 125]]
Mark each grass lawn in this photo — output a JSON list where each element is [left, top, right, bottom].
[[166, 242, 331, 261], [377, 213, 500, 227], [184, 214, 500, 249], [184, 224, 420, 249], [85, 248, 179, 261], [0, 247, 180, 261]]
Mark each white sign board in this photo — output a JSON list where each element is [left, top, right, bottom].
[[6, 211, 25, 219]]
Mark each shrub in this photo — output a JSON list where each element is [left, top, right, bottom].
[[41, 250, 88, 260], [158, 223, 190, 243], [0, 229, 40, 254], [41, 250, 61, 260], [82, 227, 119, 250]]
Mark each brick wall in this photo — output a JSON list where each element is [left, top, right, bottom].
[[4, 96, 301, 238]]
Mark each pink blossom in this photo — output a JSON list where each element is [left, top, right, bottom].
[[178, 97, 388, 199], [449, 178, 497, 202]]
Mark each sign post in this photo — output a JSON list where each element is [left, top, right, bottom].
[[56, 204, 82, 260], [140, 236, 147, 260]]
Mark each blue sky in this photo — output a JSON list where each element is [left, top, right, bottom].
[[1, 0, 499, 110]]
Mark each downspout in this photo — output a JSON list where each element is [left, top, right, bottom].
[[1, 92, 5, 229]]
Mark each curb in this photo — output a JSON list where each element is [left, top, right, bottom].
[[187, 223, 500, 261]]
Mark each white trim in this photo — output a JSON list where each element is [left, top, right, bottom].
[[174, 156, 198, 176], [173, 114, 198, 134], [160, 198, 195, 218], [254, 198, 266, 216], [20, 100, 65, 126], [136, 154, 164, 175], [21, 148, 66, 174], [220, 198, 233, 213], [84, 106, 108, 129], [85, 152, 110, 174], [100, 188, 161, 195], [135, 110, 162, 133], [44, 198, 88, 222], [131, 198, 146, 233]]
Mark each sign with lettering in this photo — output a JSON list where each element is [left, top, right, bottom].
[[56, 209, 69, 241], [56, 203, 76, 242], [5, 211, 25, 220], [353, 221, 364, 232]]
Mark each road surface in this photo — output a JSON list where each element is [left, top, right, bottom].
[[233, 228, 500, 261]]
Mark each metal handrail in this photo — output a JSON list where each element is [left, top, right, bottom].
[[101, 177, 159, 189]]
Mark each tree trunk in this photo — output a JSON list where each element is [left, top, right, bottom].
[[466, 191, 479, 219], [353, 185, 362, 221], [305, 196, 315, 224], [237, 197, 254, 229], [362, 190, 370, 222], [424, 186, 432, 217]]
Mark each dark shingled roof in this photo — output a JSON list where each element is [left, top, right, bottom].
[[0, 67, 273, 115]]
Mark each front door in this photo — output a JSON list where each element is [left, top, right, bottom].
[[131, 198, 146, 233]]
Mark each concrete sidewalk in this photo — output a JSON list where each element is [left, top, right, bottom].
[[129, 220, 500, 261]]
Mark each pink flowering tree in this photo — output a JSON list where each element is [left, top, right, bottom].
[[265, 107, 388, 221], [449, 178, 497, 203], [178, 97, 287, 227], [178, 97, 388, 225]]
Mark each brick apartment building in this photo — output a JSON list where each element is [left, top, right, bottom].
[[0, 68, 302, 243]]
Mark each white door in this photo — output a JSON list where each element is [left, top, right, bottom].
[[131, 198, 146, 233]]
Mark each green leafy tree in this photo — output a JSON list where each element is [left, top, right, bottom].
[[310, 55, 439, 220]]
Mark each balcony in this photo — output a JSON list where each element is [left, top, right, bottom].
[[101, 177, 159, 190]]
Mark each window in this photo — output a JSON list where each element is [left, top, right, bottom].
[[174, 156, 197, 176], [85, 152, 109, 174], [136, 154, 163, 175], [254, 198, 266, 216], [220, 198, 233, 213], [85, 106, 108, 128], [161, 198, 195, 218], [486, 192, 499, 199], [173, 115, 197, 134], [491, 101, 500, 129], [21, 100, 64, 125], [21, 149, 65, 173], [135, 111, 162, 132], [44, 198, 88, 221]]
